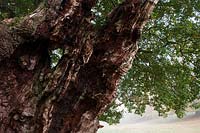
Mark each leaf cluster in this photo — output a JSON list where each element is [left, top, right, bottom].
[[100, 0, 200, 124], [0, 0, 40, 20]]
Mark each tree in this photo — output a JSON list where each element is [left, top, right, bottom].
[[100, 0, 200, 124], [0, 0, 159, 132]]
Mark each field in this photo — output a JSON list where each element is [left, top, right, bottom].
[[98, 108, 200, 133]]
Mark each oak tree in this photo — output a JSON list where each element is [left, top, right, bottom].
[[0, 0, 159, 132]]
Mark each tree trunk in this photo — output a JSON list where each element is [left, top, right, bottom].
[[0, 0, 158, 132]]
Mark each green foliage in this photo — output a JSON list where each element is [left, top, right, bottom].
[[92, 0, 123, 27], [50, 48, 64, 68], [100, 0, 200, 124], [0, 0, 40, 20], [99, 102, 123, 125]]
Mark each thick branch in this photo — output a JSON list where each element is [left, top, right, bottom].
[[0, 23, 23, 61], [0, 0, 158, 132], [46, 0, 159, 132]]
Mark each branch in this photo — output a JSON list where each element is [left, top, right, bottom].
[[0, 23, 24, 61], [92, 0, 159, 77], [138, 49, 154, 53], [73, 0, 161, 117]]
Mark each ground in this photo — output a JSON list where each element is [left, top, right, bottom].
[[98, 107, 200, 133]]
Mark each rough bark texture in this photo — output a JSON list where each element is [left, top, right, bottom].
[[0, 0, 158, 132]]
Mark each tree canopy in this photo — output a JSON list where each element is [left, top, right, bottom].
[[100, 0, 200, 124], [0, 0, 40, 19], [1, 0, 199, 125]]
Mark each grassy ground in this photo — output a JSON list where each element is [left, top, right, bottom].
[[98, 109, 200, 133]]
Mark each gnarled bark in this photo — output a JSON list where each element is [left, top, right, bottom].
[[0, 0, 158, 132]]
